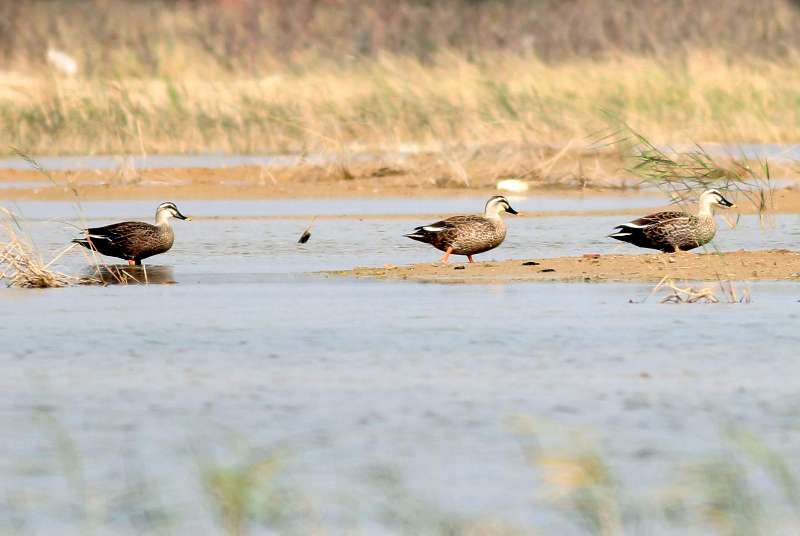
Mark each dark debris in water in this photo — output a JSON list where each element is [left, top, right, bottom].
[[522, 261, 540, 266], [298, 217, 316, 244]]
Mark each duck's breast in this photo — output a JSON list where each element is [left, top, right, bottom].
[[674, 215, 715, 250], [137, 226, 174, 260], [451, 218, 506, 255]]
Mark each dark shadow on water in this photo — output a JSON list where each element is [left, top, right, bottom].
[[83, 265, 177, 285]]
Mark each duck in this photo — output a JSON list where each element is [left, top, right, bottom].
[[404, 195, 519, 263], [73, 202, 190, 265], [609, 189, 735, 253]]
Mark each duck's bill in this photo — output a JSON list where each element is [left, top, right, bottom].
[[176, 212, 191, 220], [506, 207, 519, 215]]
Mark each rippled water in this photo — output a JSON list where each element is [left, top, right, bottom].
[[1, 197, 800, 534]]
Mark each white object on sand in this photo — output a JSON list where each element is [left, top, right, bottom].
[[496, 179, 529, 193]]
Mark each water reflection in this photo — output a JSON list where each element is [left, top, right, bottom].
[[86, 265, 176, 285]]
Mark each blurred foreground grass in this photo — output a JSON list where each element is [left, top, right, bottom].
[[7, 413, 800, 535]]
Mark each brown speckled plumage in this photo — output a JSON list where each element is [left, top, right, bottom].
[[76, 222, 175, 263], [611, 212, 716, 252], [609, 190, 734, 253], [405, 195, 517, 261], [408, 215, 507, 255], [73, 202, 188, 265]]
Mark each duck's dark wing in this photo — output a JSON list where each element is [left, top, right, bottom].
[[609, 211, 689, 251], [73, 221, 158, 259], [626, 211, 687, 228]]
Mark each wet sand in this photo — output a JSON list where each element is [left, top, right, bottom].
[[331, 250, 800, 283]]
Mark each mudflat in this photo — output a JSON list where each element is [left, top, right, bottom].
[[1, 154, 798, 215], [331, 250, 800, 283]]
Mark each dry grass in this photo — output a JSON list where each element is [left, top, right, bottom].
[[0, 209, 81, 288], [4, 0, 800, 155], [652, 276, 751, 304], [605, 123, 776, 218], [5, 51, 800, 156]]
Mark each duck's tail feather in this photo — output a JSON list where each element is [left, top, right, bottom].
[[72, 232, 111, 249], [404, 225, 448, 243], [609, 224, 641, 241], [608, 230, 632, 238], [404, 231, 431, 243]]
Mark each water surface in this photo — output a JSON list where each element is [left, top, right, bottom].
[[1, 197, 799, 535]]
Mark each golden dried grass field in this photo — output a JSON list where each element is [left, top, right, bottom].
[[4, 0, 800, 156], [5, 52, 800, 156]]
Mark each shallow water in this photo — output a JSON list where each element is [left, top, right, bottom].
[[2, 197, 800, 534], [6, 194, 667, 220], [11, 198, 800, 274]]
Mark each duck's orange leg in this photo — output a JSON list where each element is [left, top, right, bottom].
[[440, 246, 453, 264], [467, 255, 474, 263], [127, 259, 136, 266]]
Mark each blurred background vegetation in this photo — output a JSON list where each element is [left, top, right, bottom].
[[5, 0, 800, 74], [2, 0, 800, 155]]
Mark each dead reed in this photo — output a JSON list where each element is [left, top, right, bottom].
[[651, 276, 751, 304], [0, 209, 81, 288]]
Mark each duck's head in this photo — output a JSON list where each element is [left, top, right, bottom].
[[155, 202, 191, 225], [698, 189, 735, 215], [484, 195, 519, 218]]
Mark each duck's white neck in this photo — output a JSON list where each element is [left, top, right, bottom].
[[155, 211, 173, 226], [697, 198, 715, 218]]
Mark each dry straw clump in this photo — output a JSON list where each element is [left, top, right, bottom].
[[653, 276, 751, 304], [0, 209, 80, 288]]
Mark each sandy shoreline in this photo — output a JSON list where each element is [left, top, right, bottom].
[[1, 154, 798, 213], [328, 250, 800, 283], [1, 165, 800, 215]]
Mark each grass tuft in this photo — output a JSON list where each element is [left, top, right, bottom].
[[0, 209, 81, 288], [605, 121, 775, 216]]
